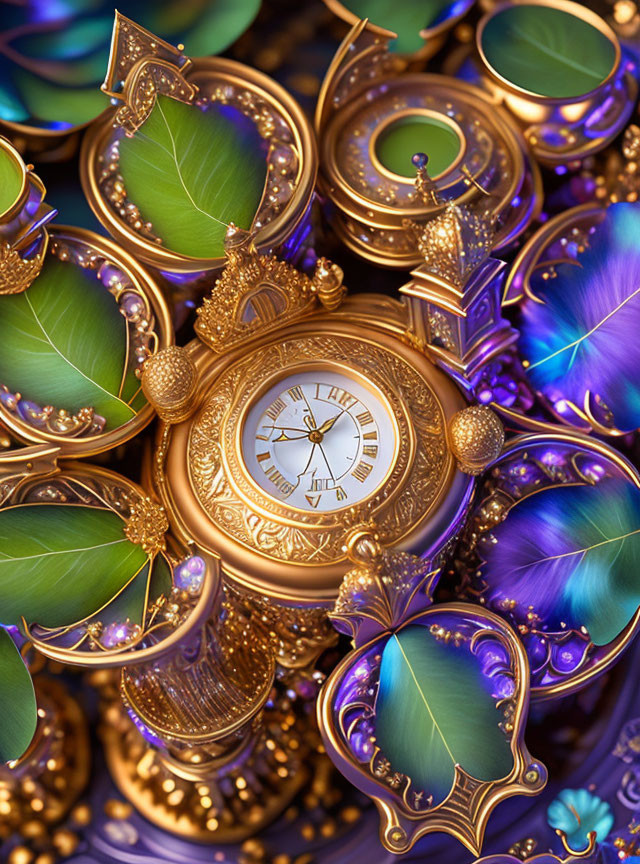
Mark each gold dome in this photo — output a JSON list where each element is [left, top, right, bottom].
[[448, 405, 504, 475], [141, 346, 197, 424]]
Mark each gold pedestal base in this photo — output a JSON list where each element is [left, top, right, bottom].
[[101, 693, 312, 843]]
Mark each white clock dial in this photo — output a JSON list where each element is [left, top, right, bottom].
[[241, 370, 396, 512]]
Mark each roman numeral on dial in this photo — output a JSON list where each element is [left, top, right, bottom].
[[352, 461, 373, 482]]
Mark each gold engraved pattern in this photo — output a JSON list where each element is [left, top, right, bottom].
[[188, 333, 449, 565]]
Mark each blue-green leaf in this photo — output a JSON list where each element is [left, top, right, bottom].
[[0, 627, 37, 762], [0, 505, 148, 628], [375, 625, 513, 804], [0, 255, 143, 429], [118, 96, 268, 259], [481, 478, 640, 646]]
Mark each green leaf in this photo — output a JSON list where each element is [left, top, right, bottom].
[[337, 0, 461, 53], [375, 625, 513, 804], [101, 553, 172, 629], [0, 505, 148, 628], [0, 256, 142, 429], [480, 4, 616, 99], [149, 0, 261, 56], [0, 628, 37, 762], [0, 141, 24, 215], [118, 95, 268, 259]]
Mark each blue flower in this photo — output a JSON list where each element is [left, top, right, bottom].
[[547, 788, 614, 852]]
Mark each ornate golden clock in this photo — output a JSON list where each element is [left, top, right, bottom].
[[142, 226, 504, 605]]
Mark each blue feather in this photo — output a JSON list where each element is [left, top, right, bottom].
[[481, 478, 640, 646], [519, 203, 640, 431]]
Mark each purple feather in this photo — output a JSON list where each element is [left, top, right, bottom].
[[519, 203, 640, 431]]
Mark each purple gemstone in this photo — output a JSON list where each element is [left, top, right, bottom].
[[17, 399, 45, 425], [551, 641, 584, 673], [174, 556, 205, 594], [121, 292, 144, 317], [101, 620, 134, 648], [491, 673, 516, 700]]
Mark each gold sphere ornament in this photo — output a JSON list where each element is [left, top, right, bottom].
[[141, 345, 197, 424], [448, 405, 505, 475]]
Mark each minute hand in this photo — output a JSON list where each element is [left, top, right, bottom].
[[317, 409, 348, 435]]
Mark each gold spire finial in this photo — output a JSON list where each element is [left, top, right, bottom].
[[412, 152, 440, 207], [414, 201, 496, 288]]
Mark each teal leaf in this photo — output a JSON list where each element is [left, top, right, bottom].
[[335, 0, 467, 53], [0, 628, 37, 762], [481, 478, 640, 646], [14, 72, 109, 126], [0, 2, 260, 128], [118, 96, 268, 259], [480, 4, 616, 99], [547, 788, 614, 851], [375, 625, 513, 804], [0, 255, 142, 429], [0, 140, 23, 215], [0, 505, 148, 628]]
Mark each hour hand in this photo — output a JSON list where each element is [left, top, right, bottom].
[[273, 430, 308, 442]]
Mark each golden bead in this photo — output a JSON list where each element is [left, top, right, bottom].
[[448, 405, 504, 475], [8, 847, 34, 864], [141, 346, 197, 423]]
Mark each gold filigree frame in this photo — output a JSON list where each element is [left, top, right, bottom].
[[476, 0, 636, 164], [0, 225, 172, 457], [80, 58, 317, 273], [318, 64, 541, 267], [318, 604, 545, 855], [155, 306, 469, 602]]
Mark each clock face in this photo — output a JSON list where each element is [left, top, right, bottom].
[[241, 370, 397, 512]]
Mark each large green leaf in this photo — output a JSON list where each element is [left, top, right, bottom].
[[0, 627, 37, 762], [0, 505, 148, 628], [375, 625, 513, 803], [337, 0, 464, 53], [480, 5, 616, 99], [118, 95, 268, 259], [0, 256, 143, 429], [0, 141, 23, 215]]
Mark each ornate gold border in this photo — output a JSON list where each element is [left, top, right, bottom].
[[0, 451, 218, 669], [318, 603, 545, 855], [156, 310, 468, 602]]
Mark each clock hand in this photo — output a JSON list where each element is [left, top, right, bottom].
[[317, 408, 349, 435], [317, 442, 337, 484], [272, 431, 310, 442]]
